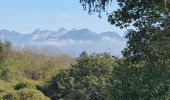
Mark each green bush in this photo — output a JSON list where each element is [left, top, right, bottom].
[[44, 52, 114, 100], [3, 89, 50, 100], [3, 91, 17, 100], [0, 80, 13, 99], [14, 79, 38, 90]]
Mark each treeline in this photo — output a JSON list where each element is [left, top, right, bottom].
[[0, 40, 170, 100], [42, 53, 170, 99]]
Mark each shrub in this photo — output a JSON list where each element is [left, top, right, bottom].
[[3, 89, 50, 100], [0, 80, 13, 99], [14, 79, 38, 90], [3, 91, 17, 100]]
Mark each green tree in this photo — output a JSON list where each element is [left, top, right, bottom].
[[80, 0, 170, 99], [44, 52, 114, 100], [108, 59, 170, 99], [80, 0, 170, 63]]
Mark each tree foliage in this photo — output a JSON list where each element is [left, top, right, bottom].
[[79, 0, 170, 99], [44, 52, 114, 100], [80, 0, 170, 62], [80, 0, 112, 16], [108, 59, 170, 99]]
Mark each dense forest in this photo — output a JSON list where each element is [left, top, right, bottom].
[[1, 0, 170, 100]]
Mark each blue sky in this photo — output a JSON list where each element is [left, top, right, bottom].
[[0, 0, 125, 35]]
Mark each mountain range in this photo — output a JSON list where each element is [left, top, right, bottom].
[[0, 28, 127, 56]]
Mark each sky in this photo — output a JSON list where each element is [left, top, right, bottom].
[[0, 0, 125, 35]]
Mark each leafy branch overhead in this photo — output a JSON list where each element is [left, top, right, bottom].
[[80, 0, 112, 15]]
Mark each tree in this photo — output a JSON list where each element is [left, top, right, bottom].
[[80, 0, 170, 63], [80, 0, 170, 99], [44, 52, 114, 100], [108, 59, 170, 99], [79, 0, 170, 74]]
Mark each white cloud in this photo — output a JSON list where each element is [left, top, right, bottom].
[[45, 39, 93, 46], [101, 37, 112, 41], [57, 14, 80, 20]]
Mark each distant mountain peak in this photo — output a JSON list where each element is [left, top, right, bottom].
[[70, 28, 77, 31], [32, 28, 41, 34], [81, 28, 92, 31], [57, 28, 67, 34], [0, 29, 9, 32], [58, 28, 66, 31], [59, 28, 99, 41], [0, 29, 20, 35]]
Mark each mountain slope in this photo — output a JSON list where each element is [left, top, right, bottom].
[[59, 28, 100, 41]]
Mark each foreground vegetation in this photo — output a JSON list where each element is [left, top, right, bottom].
[[0, 40, 170, 100]]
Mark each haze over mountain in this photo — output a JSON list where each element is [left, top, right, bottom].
[[0, 28, 127, 56]]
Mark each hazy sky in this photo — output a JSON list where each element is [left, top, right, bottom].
[[0, 0, 125, 35]]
